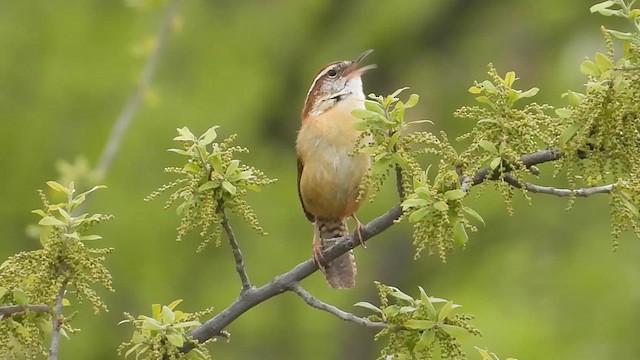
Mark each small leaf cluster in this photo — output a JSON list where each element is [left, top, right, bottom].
[[118, 299, 215, 360], [355, 282, 481, 360], [0, 181, 113, 358], [352, 88, 440, 201], [146, 126, 276, 251], [610, 178, 640, 249], [400, 169, 484, 261], [556, 2, 640, 243], [456, 66, 554, 212]]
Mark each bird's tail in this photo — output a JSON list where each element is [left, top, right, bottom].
[[316, 218, 357, 289]]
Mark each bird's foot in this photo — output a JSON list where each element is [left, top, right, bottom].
[[312, 239, 327, 274], [352, 215, 366, 249]]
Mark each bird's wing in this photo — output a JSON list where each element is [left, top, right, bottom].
[[297, 157, 315, 222]]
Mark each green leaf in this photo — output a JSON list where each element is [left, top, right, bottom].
[[520, 87, 539, 98], [351, 108, 383, 120], [12, 288, 28, 306], [404, 319, 435, 330], [161, 305, 176, 324], [589, 1, 615, 13], [490, 157, 502, 170], [414, 329, 436, 353], [167, 148, 190, 156], [38, 216, 66, 227], [503, 71, 516, 87], [418, 286, 437, 319], [408, 207, 429, 222], [167, 299, 183, 311], [453, 220, 468, 246], [389, 87, 409, 99], [46, 181, 70, 194], [166, 332, 184, 347], [198, 126, 219, 146], [174, 127, 196, 142], [401, 198, 429, 209], [559, 123, 582, 146], [222, 181, 237, 195], [152, 304, 162, 320], [468, 86, 482, 94], [595, 52, 613, 73], [441, 324, 472, 341], [383, 305, 400, 318], [125, 343, 143, 358], [198, 181, 219, 192], [79, 235, 102, 241], [478, 140, 498, 154], [0, 286, 7, 299], [443, 189, 466, 201], [462, 206, 485, 226], [580, 60, 600, 76], [437, 301, 455, 322], [173, 320, 201, 329], [364, 100, 385, 115], [226, 160, 240, 176], [353, 301, 382, 314], [388, 287, 414, 302], [433, 201, 448, 212], [475, 96, 493, 105], [607, 29, 635, 40], [555, 108, 573, 118], [31, 209, 47, 217], [480, 80, 496, 92], [562, 90, 585, 106], [405, 93, 419, 108]]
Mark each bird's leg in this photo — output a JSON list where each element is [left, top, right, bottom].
[[351, 214, 366, 249], [312, 219, 327, 274]]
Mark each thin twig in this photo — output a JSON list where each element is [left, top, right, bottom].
[[49, 279, 68, 360], [0, 304, 51, 318], [470, 149, 564, 186], [221, 211, 253, 293], [289, 283, 386, 329], [95, 0, 180, 178], [503, 174, 614, 197]]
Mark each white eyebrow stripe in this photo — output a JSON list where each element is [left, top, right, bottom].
[[304, 66, 333, 103]]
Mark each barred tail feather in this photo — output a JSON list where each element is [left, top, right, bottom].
[[317, 219, 357, 289]]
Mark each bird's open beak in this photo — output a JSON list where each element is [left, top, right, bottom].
[[345, 49, 376, 78]]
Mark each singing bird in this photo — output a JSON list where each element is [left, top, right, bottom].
[[296, 49, 375, 289]]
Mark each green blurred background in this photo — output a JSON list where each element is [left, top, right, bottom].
[[2, 1, 640, 359]]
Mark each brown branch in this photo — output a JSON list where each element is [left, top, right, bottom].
[[95, 0, 180, 178], [470, 149, 564, 187], [503, 174, 614, 197], [221, 211, 253, 293], [0, 304, 51, 318], [180, 205, 403, 353], [49, 279, 68, 360], [288, 283, 386, 329]]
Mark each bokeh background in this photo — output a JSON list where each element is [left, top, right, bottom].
[[2, 1, 640, 359]]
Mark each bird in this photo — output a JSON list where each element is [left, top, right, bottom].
[[296, 49, 376, 289]]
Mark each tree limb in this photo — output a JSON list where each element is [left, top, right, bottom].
[[181, 205, 402, 352], [49, 279, 68, 360], [0, 304, 51, 318], [95, 0, 180, 178], [221, 211, 253, 293], [288, 283, 386, 329]]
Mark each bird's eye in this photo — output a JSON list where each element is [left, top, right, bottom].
[[327, 68, 338, 78]]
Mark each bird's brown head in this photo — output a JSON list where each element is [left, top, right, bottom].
[[301, 49, 376, 119]]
